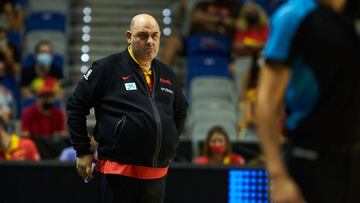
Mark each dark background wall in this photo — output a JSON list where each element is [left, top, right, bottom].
[[0, 161, 266, 203]]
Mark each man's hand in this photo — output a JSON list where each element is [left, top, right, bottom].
[[270, 175, 306, 203], [76, 154, 94, 181]]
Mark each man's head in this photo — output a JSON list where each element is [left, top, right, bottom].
[[126, 14, 161, 64], [34, 40, 54, 68]]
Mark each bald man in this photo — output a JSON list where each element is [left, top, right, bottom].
[[67, 14, 187, 203]]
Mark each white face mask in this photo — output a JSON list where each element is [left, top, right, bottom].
[[0, 39, 7, 48], [36, 53, 53, 67]]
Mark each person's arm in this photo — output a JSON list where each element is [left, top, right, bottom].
[[257, 62, 289, 176], [66, 60, 106, 180], [256, 62, 305, 203], [24, 139, 41, 160]]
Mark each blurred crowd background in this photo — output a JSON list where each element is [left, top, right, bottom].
[[0, 0, 359, 166]]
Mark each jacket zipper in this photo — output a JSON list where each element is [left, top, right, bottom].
[[150, 96, 162, 167], [113, 116, 126, 148], [138, 66, 162, 167]]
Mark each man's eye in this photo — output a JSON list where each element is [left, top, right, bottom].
[[152, 35, 159, 40], [139, 34, 147, 39]]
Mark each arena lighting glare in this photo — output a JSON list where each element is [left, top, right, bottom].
[[81, 6, 91, 73], [82, 34, 90, 42], [80, 65, 89, 74], [162, 8, 171, 17], [83, 15, 92, 23], [83, 7, 92, 15], [81, 54, 90, 62], [81, 45, 90, 53], [163, 27, 172, 36], [163, 16, 172, 25], [82, 25, 91, 34]]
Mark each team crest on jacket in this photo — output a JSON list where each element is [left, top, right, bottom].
[[125, 82, 137, 91]]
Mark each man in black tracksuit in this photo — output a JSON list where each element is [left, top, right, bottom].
[[67, 14, 187, 203]]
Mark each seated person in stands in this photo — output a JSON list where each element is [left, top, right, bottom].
[[0, 56, 18, 106], [196, 126, 245, 165], [161, 0, 240, 66], [233, 1, 269, 56], [238, 52, 259, 141], [59, 127, 97, 161], [0, 27, 20, 74], [0, 0, 24, 33], [21, 77, 66, 138], [21, 40, 63, 98], [0, 116, 40, 160]]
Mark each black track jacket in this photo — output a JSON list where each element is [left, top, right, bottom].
[[67, 49, 187, 168]]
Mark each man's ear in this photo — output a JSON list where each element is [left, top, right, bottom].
[[126, 31, 132, 44]]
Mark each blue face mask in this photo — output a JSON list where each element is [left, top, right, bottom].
[[36, 53, 53, 67]]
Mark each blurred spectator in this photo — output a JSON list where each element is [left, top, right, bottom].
[[161, 0, 188, 66], [60, 128, 97, 161], [0, 84, 14, 121], [233, 1, 269, 56], [161, 0, 240, 66], [0, 116, 40, 160], [238, 52, 259, 141], [0, 56, 19, 111], [237, 53, 286, 141], [0, 27, 20, 74], [196, 126, 245, 165], [21, 76, 66, 138], [0, 0, 24, 32], [21, 40, 63, 98]]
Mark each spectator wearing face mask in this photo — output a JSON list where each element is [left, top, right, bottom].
[[20, 76, 66, 138], [20, 40, 63, 98], [196, 126, 245, 165], [233, 1, 269, 56]]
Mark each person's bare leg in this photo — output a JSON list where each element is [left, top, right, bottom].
[[161, 35, 184, 66]]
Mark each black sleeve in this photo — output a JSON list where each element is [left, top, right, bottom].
[[173, 80, 188, 136], [66, 61, 107, 157]]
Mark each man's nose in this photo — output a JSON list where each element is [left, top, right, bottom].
[[146, 37, 154, 45]]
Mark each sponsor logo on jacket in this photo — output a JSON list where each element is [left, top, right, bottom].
[[160, 78, 172, 86], [125, 82, 137, 91], [161, 87, 173, 94]]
